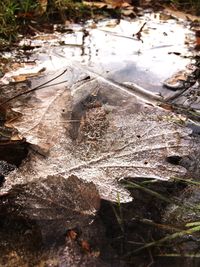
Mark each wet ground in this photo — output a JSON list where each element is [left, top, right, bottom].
[[0, 7, 200, 267]]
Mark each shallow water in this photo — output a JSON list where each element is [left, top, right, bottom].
[[1, 11, 197, 101]]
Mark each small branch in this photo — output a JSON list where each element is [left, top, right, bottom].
[[133, 22, 147, 41], [0, 68, 69, 107]]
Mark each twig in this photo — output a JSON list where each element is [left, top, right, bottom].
[[133, 22, 147, 41], [0, 68, 68, 107]]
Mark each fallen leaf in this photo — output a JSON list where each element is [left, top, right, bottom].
[[3, 67, 46, 84], [10, 133, 23, 141], [121, 9, 136, 17], [83, 1, 107, 8], [67, 230, 78, 240], [0, 175, 100, 241], [1, 65, 198, 203], [103, 0, 131, 8], [81, 240, 91, 253], [163, 70, 189, 90]]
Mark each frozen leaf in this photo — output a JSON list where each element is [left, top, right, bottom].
[[11, 175, 99, 220], [1, 65, 198, 203], [0, 175, 100, 240]]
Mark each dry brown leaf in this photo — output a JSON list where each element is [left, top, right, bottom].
[[83, 1, 107, 8], [13, 74, 33, 82], [37, 0, 48, 15], [81, 240, 91, 253], [103, 0, 131, 8], [163, 70, 190, 90], [67, 230, 78, 240], [10, 133, 23, 141], [12, 67, 46, 82]]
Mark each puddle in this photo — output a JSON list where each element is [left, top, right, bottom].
[[1, 12, 197, 101]]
